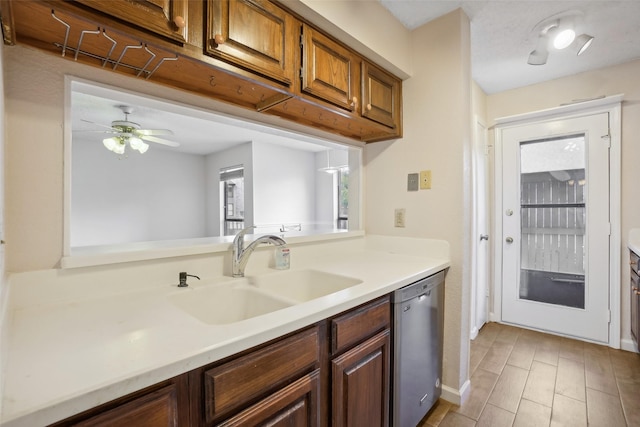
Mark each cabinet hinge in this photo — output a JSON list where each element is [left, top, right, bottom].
[[607, 310, 611, 323]]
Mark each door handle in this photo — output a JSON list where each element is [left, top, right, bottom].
[[480, 234, 489, 241], [505, 237, 514, 244]]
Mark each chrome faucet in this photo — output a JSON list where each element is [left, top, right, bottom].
[[232, 226, 286, 277]]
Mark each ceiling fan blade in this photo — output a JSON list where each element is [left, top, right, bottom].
[[73, 129, 118, 134], [80, 119, 115, 130], [135, 128, 174, 136], [141, 135, 180, 147]]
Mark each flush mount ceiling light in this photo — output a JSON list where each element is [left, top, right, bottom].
[[527, 10, 594, 66]]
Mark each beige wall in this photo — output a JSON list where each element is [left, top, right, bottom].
[[486, 59, 640, 347], [365, 9, 473, 393]]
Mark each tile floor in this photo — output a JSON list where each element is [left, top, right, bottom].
[[419, 322, 640, 427]]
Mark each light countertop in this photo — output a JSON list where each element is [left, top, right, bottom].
[[1, 235, 450, 427]]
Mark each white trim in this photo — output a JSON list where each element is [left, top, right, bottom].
[[608, 103, 622, 349], [494, 95, 624, 126], [441, 379, 471, 406], [470, 326, 479, 340], [493, 95, 622, 348], [620, 338, 639, 353]]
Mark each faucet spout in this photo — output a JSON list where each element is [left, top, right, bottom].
[[232, 226, 287, 277]]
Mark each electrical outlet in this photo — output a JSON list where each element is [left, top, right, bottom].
[[394, 208, 406, 227], [420, 170, 432, 190], [407, 173, 419, 191]]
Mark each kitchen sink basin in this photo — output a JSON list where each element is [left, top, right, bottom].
[[249, 269, 363, 303], [169, 284, 293, 325]]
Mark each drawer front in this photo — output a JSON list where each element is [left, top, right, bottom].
[[203, 326, 320, 423], [331, 296, 390, 355], [217, 369, 320, 427], [631, 250, 640, 274]]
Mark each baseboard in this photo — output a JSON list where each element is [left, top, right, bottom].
[[470, 326, 479, 341], [620, 338, 639, 353], [0, 274, 10, 422], [441, 379, 471, 406]]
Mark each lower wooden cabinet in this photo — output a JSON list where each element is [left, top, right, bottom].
[[331, 330, 390, 427], [49, 296, 393, 427]]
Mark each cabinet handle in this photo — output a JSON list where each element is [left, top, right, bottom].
[[211, 34, 225, 48], [366, 103, 372, 111], [350, 96, 358, 107], [634, 287, 640, 295], [173, 16, 186, 29]]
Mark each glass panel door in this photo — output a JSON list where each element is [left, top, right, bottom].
[[519, 136, 586, 309]]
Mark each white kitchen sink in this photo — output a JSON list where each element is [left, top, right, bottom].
[[169, 283, 293, 325], [249, 269, 363, 303]]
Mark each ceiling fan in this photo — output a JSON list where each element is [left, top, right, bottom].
[[78, 105, 180, 154]]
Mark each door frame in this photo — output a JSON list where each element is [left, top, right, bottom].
[[471, 115, 490, 340], [492, 95, 622, 347]]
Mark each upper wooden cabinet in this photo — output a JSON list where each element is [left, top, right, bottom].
[[3, 0, 402, 142], [74, 0, 189, 43], [206, 0, 298, 86], [301, 23, 357, 111], [361, 61, 401, 130]]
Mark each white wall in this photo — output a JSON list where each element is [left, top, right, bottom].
[[252, 142, 316, 231], [486, 59, 640, 350], [72, 141, 207, 246], [205, 143, 253, 236]]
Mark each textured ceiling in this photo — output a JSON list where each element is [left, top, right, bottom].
[[379, 0, 640, 94]]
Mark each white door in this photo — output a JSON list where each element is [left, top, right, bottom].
[[501, 112, 610, 343], [471, 118, 489, 339]]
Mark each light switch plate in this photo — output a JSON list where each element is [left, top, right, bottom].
[[420, 170, 432, 190], [407, 173, 419, 191]]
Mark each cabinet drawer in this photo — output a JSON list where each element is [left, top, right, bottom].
[[218, 369, 320, 426], [203, 325, 320, 423], [331, 296, 390, 355]]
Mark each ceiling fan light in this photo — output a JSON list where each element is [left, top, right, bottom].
[[112, 142, 126, 155], [103, 137, 119, 152], [136, 141, 149, 154], [576, 34, 594, 55], [128, 136, 144, 150], [553, 28, 576, 50]]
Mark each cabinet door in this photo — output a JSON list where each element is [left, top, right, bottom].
[[75, 0, 188, 43], [632, 270, 639, 346], [206, 0, 297, 85], [218, 369, 321, 427], [361, 62, 401, 129], [301, 23, 357, 111], [332, 330, 390, 427], [61, 383, 187, 427]]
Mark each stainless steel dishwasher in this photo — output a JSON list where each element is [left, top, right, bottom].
[[392, 270, 445, 427]]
